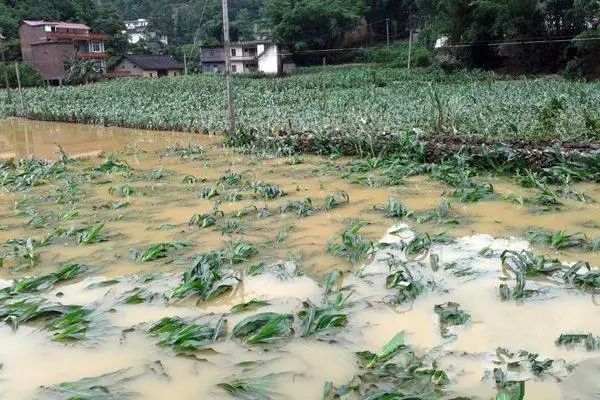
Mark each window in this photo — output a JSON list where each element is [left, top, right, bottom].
[[232, 64, 237, 73], [231, 49, 236, 57], [209, 50, 215, 56], [91, 41, 102, 53]]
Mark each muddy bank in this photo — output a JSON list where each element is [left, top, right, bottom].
[[229, 128, 600, 169]]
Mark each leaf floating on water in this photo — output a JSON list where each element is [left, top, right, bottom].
[[230, 299, 270, 314], [232, 312, 294, 344]]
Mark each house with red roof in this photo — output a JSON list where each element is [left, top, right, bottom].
[[18, 20, 108, 84]]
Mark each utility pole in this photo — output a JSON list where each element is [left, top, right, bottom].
[[385, 18, 390, 47], [407, 9, 413, 70], [221, 0, 236, 136], [0, 34, 12, 103], [14, 63, 25, 114]]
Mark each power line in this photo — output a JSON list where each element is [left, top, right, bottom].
[[442, 36, 600, 48]]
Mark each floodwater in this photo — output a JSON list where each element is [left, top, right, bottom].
[[0, 118, 599, 399]]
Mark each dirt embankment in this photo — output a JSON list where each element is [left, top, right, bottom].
[[249, 129, 599, 169]]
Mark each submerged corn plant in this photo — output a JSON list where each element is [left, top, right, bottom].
[[148, 316, 226, 353], [232, 312, 294, 344], [385, 262, 425, 304], [108, 185, 135, 197], [94, 154, 131, 173], [217, 373, 282, 400], [1, 263, 86, 295], [34, 368, 141, 400], [500, 250, 563, 276], [434, 302, 470, 337], [76, 223, 107, 245], [413, 199, 459, 225], [324, 192, 349, 210], [384, 197, 412, 218], [528, 229, 588, 250], [298, 300, 349, 337], [45, 306, 93, 342], [189, 210, 224, 228], [201, 186, 220, 200], [251, 181, 285, 199], [224, 239, 258, 264], [134, 241, 189, 262], [556, 333, 600, 351], [172, 251, 238, 301], [327, 224, 374, 264], [326, 330, 449, 398], [161, 144, 204, 159], [280, 198, 315, 217], [0, 237, 39, 268], [218, 171, 244, 187], [230, 299, 270, 314]]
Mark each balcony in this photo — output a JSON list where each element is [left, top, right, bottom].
[[48, 32, 108, 41], [80, 52, 109, 60]]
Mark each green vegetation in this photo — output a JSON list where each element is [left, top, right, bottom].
[[2, 68, 599, 146], [148, 316, 226, 352], [232, 312, 294, 344], [327, 224, 374, 264]]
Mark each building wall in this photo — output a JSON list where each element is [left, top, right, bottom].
[[201, 47, 225, 63], [258, 44, 281, 75], [113, 59, 181, 78], [30, 43, 75, 80], [18, 24, 46, 64], [202, 62, 225, 74], [114, 59, 145, 76]]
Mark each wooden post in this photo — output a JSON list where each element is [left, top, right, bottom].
[[183, 53, 188, 76], [221, 0, 236, 136], [14, 63, 25, 114]]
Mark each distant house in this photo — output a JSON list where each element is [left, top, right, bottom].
[[123, 19, 168, 45], [200, 41, 295, 75], [111, 55, 183, 78], [18, 20, 108, 84]]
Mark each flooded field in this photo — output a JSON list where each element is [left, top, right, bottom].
[[0, 118, 599, 399]]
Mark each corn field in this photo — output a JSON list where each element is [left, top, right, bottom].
[[1, 67, 599, 141]]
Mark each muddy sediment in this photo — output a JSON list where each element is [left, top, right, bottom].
[[0, 118, 599, 399]]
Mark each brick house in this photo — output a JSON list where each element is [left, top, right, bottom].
[[18, 20, 108, 84], [110, 55, 183, 78]]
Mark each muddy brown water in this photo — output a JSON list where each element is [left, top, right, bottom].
[[0, 118, 599, 399]]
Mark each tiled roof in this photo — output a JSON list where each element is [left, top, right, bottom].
[[22, 20, 90, 30], [125, 55, 183, 70]]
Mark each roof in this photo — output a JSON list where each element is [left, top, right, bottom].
[[124, 55, 183, 70], [201, 40, 272, 49], [22, 20, 90, 30]]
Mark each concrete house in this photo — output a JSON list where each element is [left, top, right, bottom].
[[123, 19, 168, 45], [111, 55, 183, 78], [201, 41, 294, 75], [19, 20, 108, 84]]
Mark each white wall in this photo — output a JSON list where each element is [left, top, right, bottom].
[[258, 44, 280, 75]]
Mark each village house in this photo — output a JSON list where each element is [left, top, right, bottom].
[[18, 20, 107, 84], [110, 55, 183, 78], [200, 41, 295, 75], [123, 19, 168, 45]]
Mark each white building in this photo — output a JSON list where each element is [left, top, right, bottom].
[[201, 41, 295, 75], [123, 19, 168, 45]]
